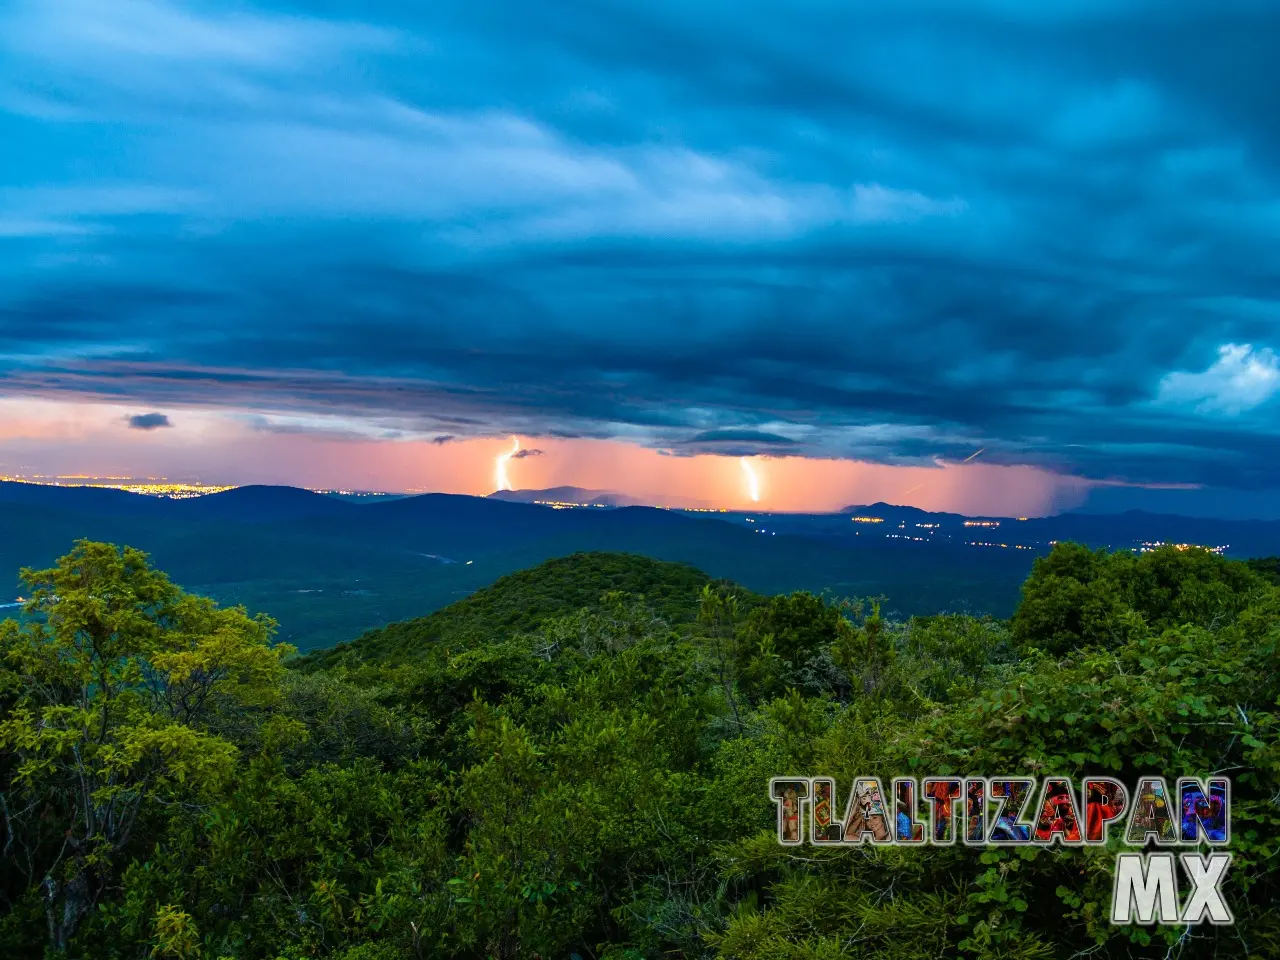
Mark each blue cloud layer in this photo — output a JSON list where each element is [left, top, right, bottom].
[[2, 0, 1279, 495]]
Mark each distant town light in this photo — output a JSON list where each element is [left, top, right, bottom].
[[0, 475, 233, 498], [1137, 541, 1227, 555]]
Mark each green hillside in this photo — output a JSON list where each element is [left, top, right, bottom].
[[297, 551, 744, 668], [3, 542, 1279, 959]]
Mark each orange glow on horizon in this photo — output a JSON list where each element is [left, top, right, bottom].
[[0, 397, 1183, 517]]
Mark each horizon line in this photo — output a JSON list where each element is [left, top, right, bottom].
[[0, 476, 1272, 525]]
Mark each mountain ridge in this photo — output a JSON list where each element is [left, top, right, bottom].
[[3, 481, 1277, 652], [487, 485, 647, 507]]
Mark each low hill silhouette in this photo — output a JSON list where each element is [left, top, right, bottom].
[[4, 481, 1278, 650]]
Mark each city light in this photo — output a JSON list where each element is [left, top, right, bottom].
[[0, 475, 233, 498], [1137, 541, 1227, 555]]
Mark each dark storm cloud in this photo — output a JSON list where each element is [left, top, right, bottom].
[[2, 0, 1279, 498], [510, 448, 543, 459], [670, 429, 801, 457], [688, 430, 798, 447], [126, 412, 171, 430]]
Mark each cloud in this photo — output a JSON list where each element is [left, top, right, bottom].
[[510, 448, 543, 459], [1, 0, 395, 83], [687, 429, 798, 445], [1157, 344, 1280, 415], [237, 411, 407, 441], [670, 428, 801, 457], [431, 434, 456, 444], [0, 0, 1279, 503], [126, 412, 171, 430]]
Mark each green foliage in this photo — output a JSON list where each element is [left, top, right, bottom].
[[298, 552, 727, 670], [2, 540, 1277, 959], [0, 541, 292, 952], [1012, 542, 1263, 654], [712, 545, 1280, 959], [1245, 555, 1280, 585]]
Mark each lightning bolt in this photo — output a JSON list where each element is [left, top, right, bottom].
[[740, 457, 760, 503], [494, 435, 520, 492], [896, 448, 983, 501]]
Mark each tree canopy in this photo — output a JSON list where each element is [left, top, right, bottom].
[[1, 542, 1277, 959]]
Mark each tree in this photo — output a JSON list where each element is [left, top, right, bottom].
[[1245, 555, 1280, 585], [831, 599, 891, 700], [734, 591, 844, 701], [698, 584, 744, 730], [1011, 542, 1261, 655], [0, 541, 291, 952]]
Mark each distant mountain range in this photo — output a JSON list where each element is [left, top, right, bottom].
[[487, 485, 718, 509], [487, 486, 648, 507], [0, 481, 1275, 651], [824, 500, 1279, 556]]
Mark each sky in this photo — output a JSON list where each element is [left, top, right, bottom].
[[1, 0, 1279, 517]]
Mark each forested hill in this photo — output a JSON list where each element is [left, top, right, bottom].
[[297, 552, 752, 669], [305, 550, 1280, 671], [3, 540, 1280, 958]]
